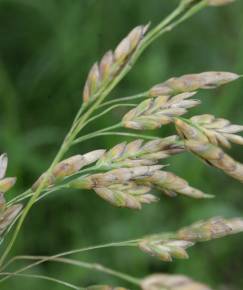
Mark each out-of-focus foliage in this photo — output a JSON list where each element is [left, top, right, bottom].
[[0, 0, 243, 289]]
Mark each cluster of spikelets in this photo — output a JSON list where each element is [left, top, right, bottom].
[[83, 25, 148, 104], [0, 154, 22, 237], [31, 70, 243, 210], [86, 217, 243, 290], [138, 217, 243, 262]]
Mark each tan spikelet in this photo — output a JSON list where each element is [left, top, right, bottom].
[[142, 170, 212, 199], [177, 217, 243, 242], [0, 153, 17, 193], [97, 136, 183, 168], [150, 71, 239, 97], [190, 114, 243, 148], [32, 150, 105, 190], [94, 182, 157, 209], [0, 204, 22, 235], [185, 140, 243, 182], [122, 92, 199, 130], [141, 274, 212, 290], [139, 239, 194, 261], [72, 165, 163, 189], [83, 25, 148, 103]]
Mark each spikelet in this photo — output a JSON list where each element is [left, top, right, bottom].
[[87, 286, 128, 290], [141, 170, 211, 199], [177, 217, 243, 242], [185, 140, 243, 182], [0, 204, 22, 235], [122, 92, 199, 130], [0, 154, 17, 193], [207, 0, 235, 6], [71, 165, 163, 189], [83, 25, 148, 103], [190, 114, 243, 148], [32, 150, 105, 190], [150, 71, 239, 97], [141, 274, 212, 290], [139, 238, 194, 261], [174, 118, 243, 182], [69, 166, 162, 209], [0, 153, 21, 236], [95, 182, 157, 209], [97, 136, 184, 168]]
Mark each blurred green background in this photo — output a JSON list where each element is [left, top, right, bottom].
[[0, 0, 243, 289]]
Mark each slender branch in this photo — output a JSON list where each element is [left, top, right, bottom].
[[2, 256, 141, 286], [0, 272, 83, 290], [74, 131, 158, 145], [72, 123, 123, 145], [82, 103, 136, 129], [99, 92, 148, 109], [0, 240, 140, 283]]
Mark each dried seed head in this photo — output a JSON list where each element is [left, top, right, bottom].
[[190, 114, 243, 148], [139, 239, 194, 261], [0, 204, 22, 235], [143, 170, 212, 199], [122, 92, 199, 130], [141, 274, 212, 290], [94, 182, 157, 209], [207, 0, 235, 6], [185, 140, 243, 182], [32, 150, 105, 190], [83, 25, 148, 103], [97, 136, 183, 168], [150, 72, 239, 97], [177, 217, 243, 242]]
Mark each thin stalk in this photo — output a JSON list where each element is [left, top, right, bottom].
[[74, 131, 158, 145], [99, 92, 148, 109], [0, 272, 83, 290], [0, 240, 140, 283], [2, 257, 141, 286], [82, 103, 136, 129], [72, 123, 123, 145], [6, 189, 32, 206]]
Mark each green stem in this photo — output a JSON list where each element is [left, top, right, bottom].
[[0, 272, 83, 290], [82, 103, 136, 129], [99, 92, 148, 108], [72, 123, 123, 145], [2, 257, 141, 286], [74, 131, 157, 145], [0, 240, 140, 283]]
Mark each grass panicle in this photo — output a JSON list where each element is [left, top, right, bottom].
[[0, 0, 242, 288]]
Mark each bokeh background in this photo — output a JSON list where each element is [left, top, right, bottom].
[[0, 0, 243, 289]]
